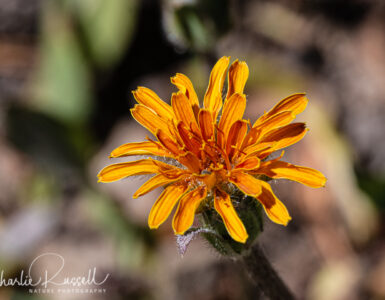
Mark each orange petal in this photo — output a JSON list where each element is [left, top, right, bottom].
[[255, 93, 308, 125], [133, 87, 174, 119], [156, 129, 181, 156], [226, 120, 248, 160], [218, 93, 246, 148], [253, 111, 296, 136], [198, 109, 214, 142], [256, 160, 327, 188], [229, 171, 262, 198], [177, 121, 202, 156], [131, 104, 171, 136], [133, 173, 185, 198], [97, 159, 175, 183], [235, 157, 260, 171], [177, 151, 201, 173], [172, 92, 198, 128], [259, 123, 308, 156], [257, 180, 291, 225], [226, 60, 249, 99], [240, 126, 261, 151], [148, 184, 188, 229], [171, 73, 199, 108], [214, 188, 248, 243], [204, 56, 230, 116], [242, 141, 274, 158], [109, 141, 172, 158], [172, 186, 207, 234]]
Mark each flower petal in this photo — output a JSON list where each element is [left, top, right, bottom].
[[172, 92, 198, 128], [171, 73, 199, 108], [131, 104, 171, 136], [109, 141, 172, 158], [177, 151, 202, 173], [241, 112, 295, 152], [198, 109, 214, 141], [229, 171, 262, 198], [235, 157, 260, 171], [257, 180, 291, 225], [177, 121, 202, 156], [204, 56, 230, 116], [242, 141, 274, 158], [97, 159, 175, 183], [148, 184, 188, 229], [259, 123, 308, 156], [218, 93, 246, 148], [133, 87, 174, 119], [133, 173, 185, 198], [214, 188, 248, 243], [256, 160, 327, 188], [156, 129, 181, 156], [172, 186, 207, 234], [255, 93, 308, 125], [226, 119, 248, 160], [226, 60, 249, 99], [253, 111, 296, 136]]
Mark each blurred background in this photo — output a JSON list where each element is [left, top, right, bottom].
[[0, 0, 385, 299]]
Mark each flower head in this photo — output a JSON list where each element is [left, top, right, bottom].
[[98, 57, 326, 244]]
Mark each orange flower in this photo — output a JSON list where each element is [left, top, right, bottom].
[[98, 57, 326, 243]]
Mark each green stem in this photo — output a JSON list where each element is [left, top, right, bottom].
[[242, 243, 296, 300]]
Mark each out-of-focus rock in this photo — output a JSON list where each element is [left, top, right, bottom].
[[298, 102, 378, 246], [307, 257, 362, 300], [0, 205, 58, 265], [365, 249, 385, 298]]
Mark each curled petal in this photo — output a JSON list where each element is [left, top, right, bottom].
[[133, 87, 174, 119], [257, 181, 291, 226], [172, 186, 207, 235], [242, 142, 274, 158], [235, 157, 260, 171], [177, 151, 202, 173], [198, 109, 214, 141], [259, 123, 308, 156], [131, 104, 171, 136], [226, 60, 249, 99], [110, 141, 171, 158], [218, 93, 246, 148], [133, 173, 186, 198], [177, 122, 202, 156], [171, 73, 199, 108], [98, 159, 175, 183], [172, 92, 198, 128], [148, 184, 188, 229], [226, 120, 248, 160], [253, 111, 296, 136], [255, 93, 308, 125], [256, 160, 327, 188], [229, 172, 262, 198], [214, 188, 248, 243], [156, 129, 181, 156], [204, 56, 230, 116]]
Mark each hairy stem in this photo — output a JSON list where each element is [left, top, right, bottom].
[[242, 243, 296, 300]]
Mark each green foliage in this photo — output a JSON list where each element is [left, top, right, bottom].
[[32, 1, 91, 124], [68, 0, 139, 68], [164, 0, 231, 52]]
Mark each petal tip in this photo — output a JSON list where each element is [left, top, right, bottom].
[[148, 223, 159, 230], [280, 216, 292, 226], [237, 234, 249, 244]]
